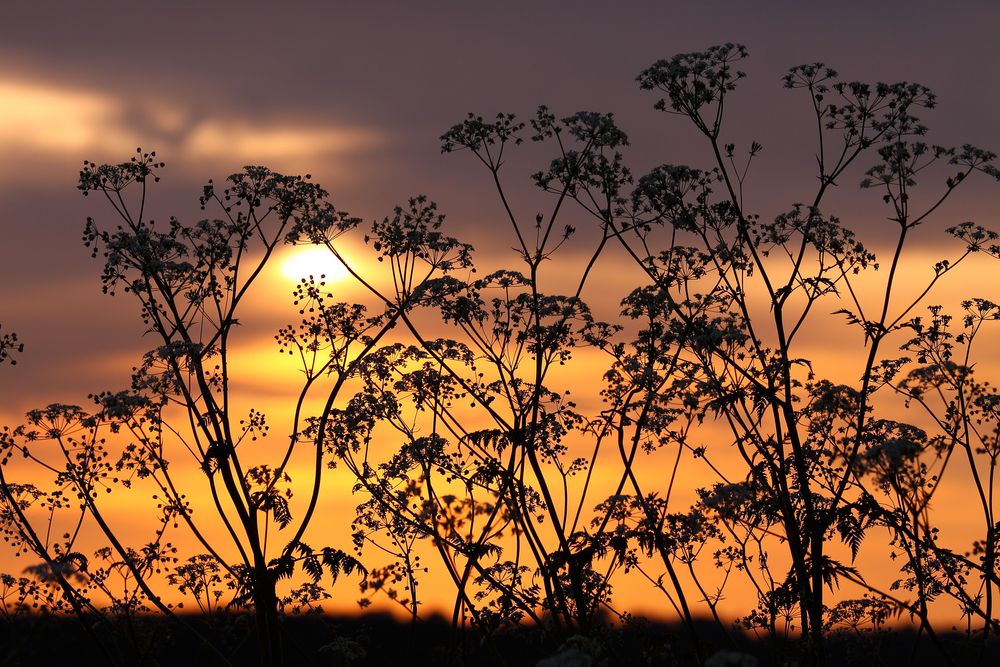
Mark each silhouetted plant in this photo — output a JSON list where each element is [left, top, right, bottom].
[[0, 326, 20, 366], [0, 156, 436, 665], [624, 45, 997, 666], [1, 42, 999, 667], [430, 43, 999, 667], [345, 112, 635, 640]]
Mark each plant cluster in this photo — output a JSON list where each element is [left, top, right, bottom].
[[1, 45, 999, 666]]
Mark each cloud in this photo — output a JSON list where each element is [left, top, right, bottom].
[[0, 74, 386, 183], [182, 120, 384, 175], [0, 78, 139, 156]]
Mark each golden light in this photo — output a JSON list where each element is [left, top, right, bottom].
[[185, 120, 383, 164], [280, 244, 351, 283], [0, 77, 138, 154]]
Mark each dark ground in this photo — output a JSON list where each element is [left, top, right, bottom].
[[0, 612, 996, 666]]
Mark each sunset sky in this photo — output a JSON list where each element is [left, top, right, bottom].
[[1, 1, 999, 622], [1, 0, 998, 407]]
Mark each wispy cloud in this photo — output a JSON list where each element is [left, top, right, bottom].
[[183, 120, 384, 174], [0, 78, 139, 155], [0, 75, 386, 181]]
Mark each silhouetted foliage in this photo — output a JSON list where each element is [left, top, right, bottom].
[[0, 326, 20, 366], [2, 44, 1000, 667]]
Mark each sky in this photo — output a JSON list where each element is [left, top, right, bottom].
[[0, 0, 999, 621], [1, 0, 998, 404]]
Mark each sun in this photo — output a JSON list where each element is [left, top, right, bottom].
[[280, 245, 351, 283]]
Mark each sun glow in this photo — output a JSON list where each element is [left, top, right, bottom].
[[280, 245, 351, 283]]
